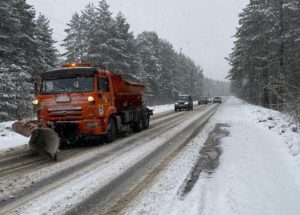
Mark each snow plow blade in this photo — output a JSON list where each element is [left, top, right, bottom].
[[12, 121, 60, 160]]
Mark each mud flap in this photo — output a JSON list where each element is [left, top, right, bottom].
[[12, 121, 60, 160]]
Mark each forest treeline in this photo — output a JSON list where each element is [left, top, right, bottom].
[[61, 0, 205, 104], [0, 0, 228, 121], [228, 0, 300, 121]]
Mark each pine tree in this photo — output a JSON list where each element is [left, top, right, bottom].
[[0, 0, 37, 120], [0, 0, 19, 65], [108, 12, 138, 74], [156, 39, 177, 98], [136, 31, 162, 102], [63, 1, 138, 75], [33, 14, 58, 77], [80, 3, 97, 62], [0, 1, 58, 120], [62, 12, 86, 62], [88, 0, 115, 66]]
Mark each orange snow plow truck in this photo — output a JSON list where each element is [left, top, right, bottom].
[[12, 63, 153, 160]]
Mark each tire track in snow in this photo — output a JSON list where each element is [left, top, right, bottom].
[[178, 123, 230, 199]]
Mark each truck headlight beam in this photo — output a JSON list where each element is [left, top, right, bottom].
[[88, 96, 95, 102], [32, 99, 39, 105]]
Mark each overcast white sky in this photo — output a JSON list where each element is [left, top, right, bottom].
[[27, 0, 249, 81]]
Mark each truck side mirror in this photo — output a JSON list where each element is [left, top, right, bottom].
[[34, 81, 39, 95]]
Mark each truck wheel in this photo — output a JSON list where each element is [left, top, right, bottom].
[[105, 118, 116, 143], [134, 113, 143, 132], [175, 107, 177, 112]]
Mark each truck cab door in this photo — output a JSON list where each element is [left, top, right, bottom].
[[97, 77, 111, 116]]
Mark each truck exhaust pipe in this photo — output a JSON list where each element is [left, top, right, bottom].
[[12, 121, 60, 160]]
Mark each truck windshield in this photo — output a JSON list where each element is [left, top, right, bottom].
[[178, 96, 189, 101], [41, 76, 94, 94]]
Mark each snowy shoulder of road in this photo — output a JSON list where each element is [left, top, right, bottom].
[[124, 96, 300, 215], [0, 121, 28, 153], [149, 103, 174, 114]]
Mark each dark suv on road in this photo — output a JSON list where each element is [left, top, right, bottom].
[[175, 95, 193, 111], [198, 97, 209, 105]]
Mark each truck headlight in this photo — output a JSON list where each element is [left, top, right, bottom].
[[184, 102, 188, 105], [32, 99, 39, 105], [88, 96, 95, 102]]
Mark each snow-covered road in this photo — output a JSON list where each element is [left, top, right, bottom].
[[123, 97, 300, 215], [0, 97, 300, 215], [0, 103, 217, 214]]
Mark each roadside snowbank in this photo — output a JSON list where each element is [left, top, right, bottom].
[[249, 104, 300, 161], [150, 104, 174, 114], [0, 121, 28, 152]]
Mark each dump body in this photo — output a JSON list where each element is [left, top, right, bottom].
[[111, 74, 144, 111]]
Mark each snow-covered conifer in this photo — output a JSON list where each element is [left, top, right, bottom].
[[33, 14, 58, 77]]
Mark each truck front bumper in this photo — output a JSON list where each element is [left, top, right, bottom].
[[41, 118, 108, 136]]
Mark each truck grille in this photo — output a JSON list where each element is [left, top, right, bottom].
[[48, 106, 83, 118], [48, 106, 82, 111]]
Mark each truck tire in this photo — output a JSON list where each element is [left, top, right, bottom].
[[134, 112, 143, 132], [105, 118, 116, 143]]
